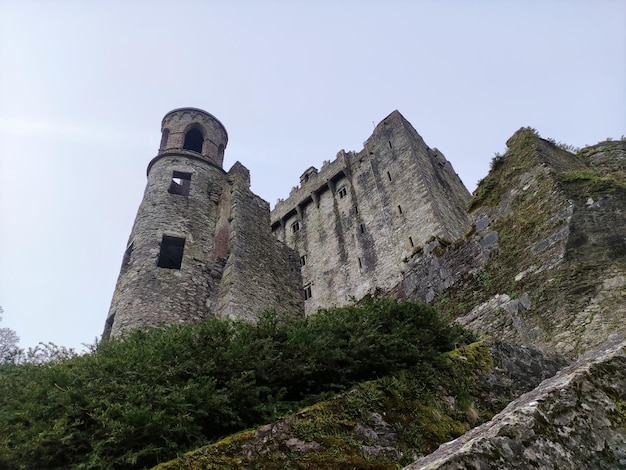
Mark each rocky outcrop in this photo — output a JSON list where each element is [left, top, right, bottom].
[[405, 336, 626, 470], [395, 130, 626, 357]]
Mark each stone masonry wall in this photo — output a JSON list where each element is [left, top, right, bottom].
[[105, 154, 225, 337], [216, 163, 304, 321], [270, 111, 471, 314], [105, 108, 304, 338]]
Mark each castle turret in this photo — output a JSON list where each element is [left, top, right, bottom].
[[104, 108, 303, 339], [103, 108, 229, 338]]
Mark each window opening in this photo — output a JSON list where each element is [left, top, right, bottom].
[[183, 128, 204, 153], [291, 221, 300, 233], [397, 205, 403, 215], [355, 205, 359, 214], [359, 224, 365, 233], [409, 236, 414, 247], [304, 284, 312, 300], [358, 257, 362, 268], [387, 171, 392, 181], [338, 187, 347, 198], [159, 129, 170, 150], [157, 235, 185, 269], [388, 140, 392, 149], [121, 242, 134, 273], [168, 171, 192, 196], [300, 255, 307, 266]]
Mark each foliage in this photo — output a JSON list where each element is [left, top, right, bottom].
[[0, 299, 474, 469], [156, 342, 495, 470], [0, 307, 79, 366], [559, 168, 626, 195], [0, 307, 21, 365]]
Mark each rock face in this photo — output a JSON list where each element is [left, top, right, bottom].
[[405, 337, 626, 470], [392, 131, 626, 357]]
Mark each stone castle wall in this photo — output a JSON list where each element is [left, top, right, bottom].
[[270, 111, 471, 314], [104, 109, 304, 338], [215, 163, 303, 321], [105, 108, 474, 336]]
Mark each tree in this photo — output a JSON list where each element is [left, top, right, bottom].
[[0, 307, 21, 364]]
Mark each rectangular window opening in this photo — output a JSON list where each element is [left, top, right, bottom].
[[359, 223, 365, 233], [304, 284, 312, 300], [157, 235, 185, 269], [397, 205, 403, 215], [358, 257, 362, 268], [300, 255, 307, 266], [387, 171, 392, 181], [291, 221, 301, 233], [168, 171, 192, 196], [338, 187, 347, 199], [409, 236, 414, 247]]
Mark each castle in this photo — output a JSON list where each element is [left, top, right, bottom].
[[103, 108, 471, 338]]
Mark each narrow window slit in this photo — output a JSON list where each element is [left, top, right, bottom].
[[121, 242, 134, 273]]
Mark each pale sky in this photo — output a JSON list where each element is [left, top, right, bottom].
[[1, 1, 625, 351]]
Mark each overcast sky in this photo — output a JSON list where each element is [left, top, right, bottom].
[[1, 1, 625, 351]]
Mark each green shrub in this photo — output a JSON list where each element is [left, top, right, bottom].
[[0, 299, 474, 469]]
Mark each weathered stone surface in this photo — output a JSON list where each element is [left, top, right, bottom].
[[405, 337, 626, 470], [396, 131, 626, 357], [270, 110, 471, 315], [477, 341, 571, 408], [104, 109, 303, 338]]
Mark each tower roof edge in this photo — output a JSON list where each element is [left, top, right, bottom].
[[162, 107, 229, 142]]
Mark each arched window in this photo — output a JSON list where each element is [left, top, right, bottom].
[[218, 144, 225, 161], [183, 128, 204, 153], [159, 128, 170, 150]]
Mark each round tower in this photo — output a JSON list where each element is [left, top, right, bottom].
[[104, 108, 228, 338]]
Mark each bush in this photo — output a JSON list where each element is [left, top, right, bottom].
[[0, 299, 474, 469]]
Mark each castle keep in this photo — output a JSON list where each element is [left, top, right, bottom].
[[271, 111, 471, 314], [104, 108, 470, 337]]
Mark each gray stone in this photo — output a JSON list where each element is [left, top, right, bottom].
[[405, 337, 626, 470]]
